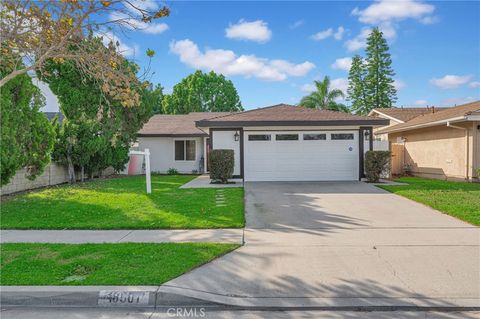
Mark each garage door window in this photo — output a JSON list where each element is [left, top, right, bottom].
[[248, 134, 271, 141], [331, 133, 354, 140], [175, 140, 196, 161], [303, 134, 326, 140], [276, 134, 299, 141]]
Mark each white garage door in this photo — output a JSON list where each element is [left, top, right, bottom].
[[244, 131, 359, 181]]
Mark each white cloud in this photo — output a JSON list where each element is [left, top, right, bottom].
[[311, 28, 333, 41], [312, 26, 345, 41], [225, 20, 272, 43], [289, 19, 304, 29], [331, 57, 352, 71], [110, 11, 169, 35], [442, 96, 475, 106], [301, 83, 316, 93], [415, 99, 428, 106], [334, 26, 345, 40], [393, 79, 406, 91], [344, 28, 371, 51], [347, 0, 436, 51], [468, 81, 480, 88], [331, 78, 349, 94], [351, 0, 436, 25], [169, 39, 315, 81], [430, 75, 472, 89], [96, 31, 138, 57]]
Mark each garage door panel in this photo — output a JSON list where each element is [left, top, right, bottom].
[[244, 130, 358, 181]]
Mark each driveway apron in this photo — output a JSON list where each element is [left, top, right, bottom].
[[160, 182, 480, 308]]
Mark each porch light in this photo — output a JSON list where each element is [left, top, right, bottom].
[[234, 131, 240, 141], [364, 129, 370, 141]]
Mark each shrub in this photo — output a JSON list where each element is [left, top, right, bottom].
[[365, 150, 391, 182], [209, 149, 234, 183], [167, 168, 178, 175]]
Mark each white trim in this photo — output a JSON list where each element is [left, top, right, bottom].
[[377, 115, 471, 134], [368, 109, 405, 123]]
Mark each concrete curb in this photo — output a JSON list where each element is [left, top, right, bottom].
[[2, 286, 479, 311]]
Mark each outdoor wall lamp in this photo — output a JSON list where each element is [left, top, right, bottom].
[[234, 131, 240, 141], [364, 130, 370, 141]]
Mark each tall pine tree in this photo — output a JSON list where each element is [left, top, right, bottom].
[[347, 55, 368, 114], [364, 27, 397, 110]]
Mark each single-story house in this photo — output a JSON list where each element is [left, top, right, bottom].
[[136, 104, 388, 181], [368, 107, 448, 141], [136, 112, 232, 174], [375, 101, 480, 181]]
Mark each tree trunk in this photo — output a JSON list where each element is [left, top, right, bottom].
[[81, 166, 84, 182], [67, 155, 75, 184]]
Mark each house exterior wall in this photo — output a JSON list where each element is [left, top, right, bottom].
[[388, 122, 479, 180], [137, 137, 205, 174], [370, 113, 402, 141], [210, 130, 241, 176]]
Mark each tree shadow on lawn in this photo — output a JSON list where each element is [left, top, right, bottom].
[[1, 185, 244, 229]]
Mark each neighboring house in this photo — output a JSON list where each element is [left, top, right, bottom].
[[136, 112, 231, 174], [369, 107, 448, 141], [195, 104, 388, 182], [376, 101, 480, 181]]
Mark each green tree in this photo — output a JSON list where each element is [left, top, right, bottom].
[[40, 39, 152, 182], [163, 70, 243, 114], [142, 83, 164, 114], [0, 57, 55, 186], [364, 27, 397, 110], [299, 76, 350, 113], [347, 55, 369, 114]]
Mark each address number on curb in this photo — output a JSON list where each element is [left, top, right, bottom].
[[98, 290, 150, 306]]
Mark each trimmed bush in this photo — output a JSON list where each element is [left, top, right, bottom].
[[365, 150, 391, 182], [209, 149, 234, 183], [167, 168, 178, 175]]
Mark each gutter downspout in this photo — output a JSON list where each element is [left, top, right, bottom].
[[447, 122, 469, 180]]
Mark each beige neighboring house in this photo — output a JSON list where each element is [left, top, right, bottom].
[[368, 107, 448, 141], [375, 101, 480, 181]]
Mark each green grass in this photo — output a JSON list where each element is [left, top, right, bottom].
[[0, 175, 244, 229], [0, 243, 238, 285], [378, 177, 480, 225]]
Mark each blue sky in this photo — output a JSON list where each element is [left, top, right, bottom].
[[43, 0, 480, 111]]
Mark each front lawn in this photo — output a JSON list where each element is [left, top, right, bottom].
[[0, 243, 238, 285], [378, 177, 480, 225], [1, 175, 244, 229]]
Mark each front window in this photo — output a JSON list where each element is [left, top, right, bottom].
[[175, 140, 196, 161]]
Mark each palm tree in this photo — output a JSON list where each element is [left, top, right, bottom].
[[299, 76, 350, 113]]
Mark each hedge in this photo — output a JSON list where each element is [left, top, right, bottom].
[[365, 150, 391, 182], [209, 149, 234, 183]]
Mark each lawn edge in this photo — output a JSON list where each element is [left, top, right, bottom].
[[375, 184, 479, 226]]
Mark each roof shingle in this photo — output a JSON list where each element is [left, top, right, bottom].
[[376, 101, 480, 134], [138, 112, 233, 136], [197, 104, 388, 127], [371, 107, 449, 123]]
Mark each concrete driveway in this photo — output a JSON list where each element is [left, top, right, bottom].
[[160, 182, 480, 309]]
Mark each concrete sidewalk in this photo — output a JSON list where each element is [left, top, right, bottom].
[[0, 229, 244, 244]]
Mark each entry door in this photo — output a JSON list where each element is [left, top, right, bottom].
[[244, 131, 358, 181]]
